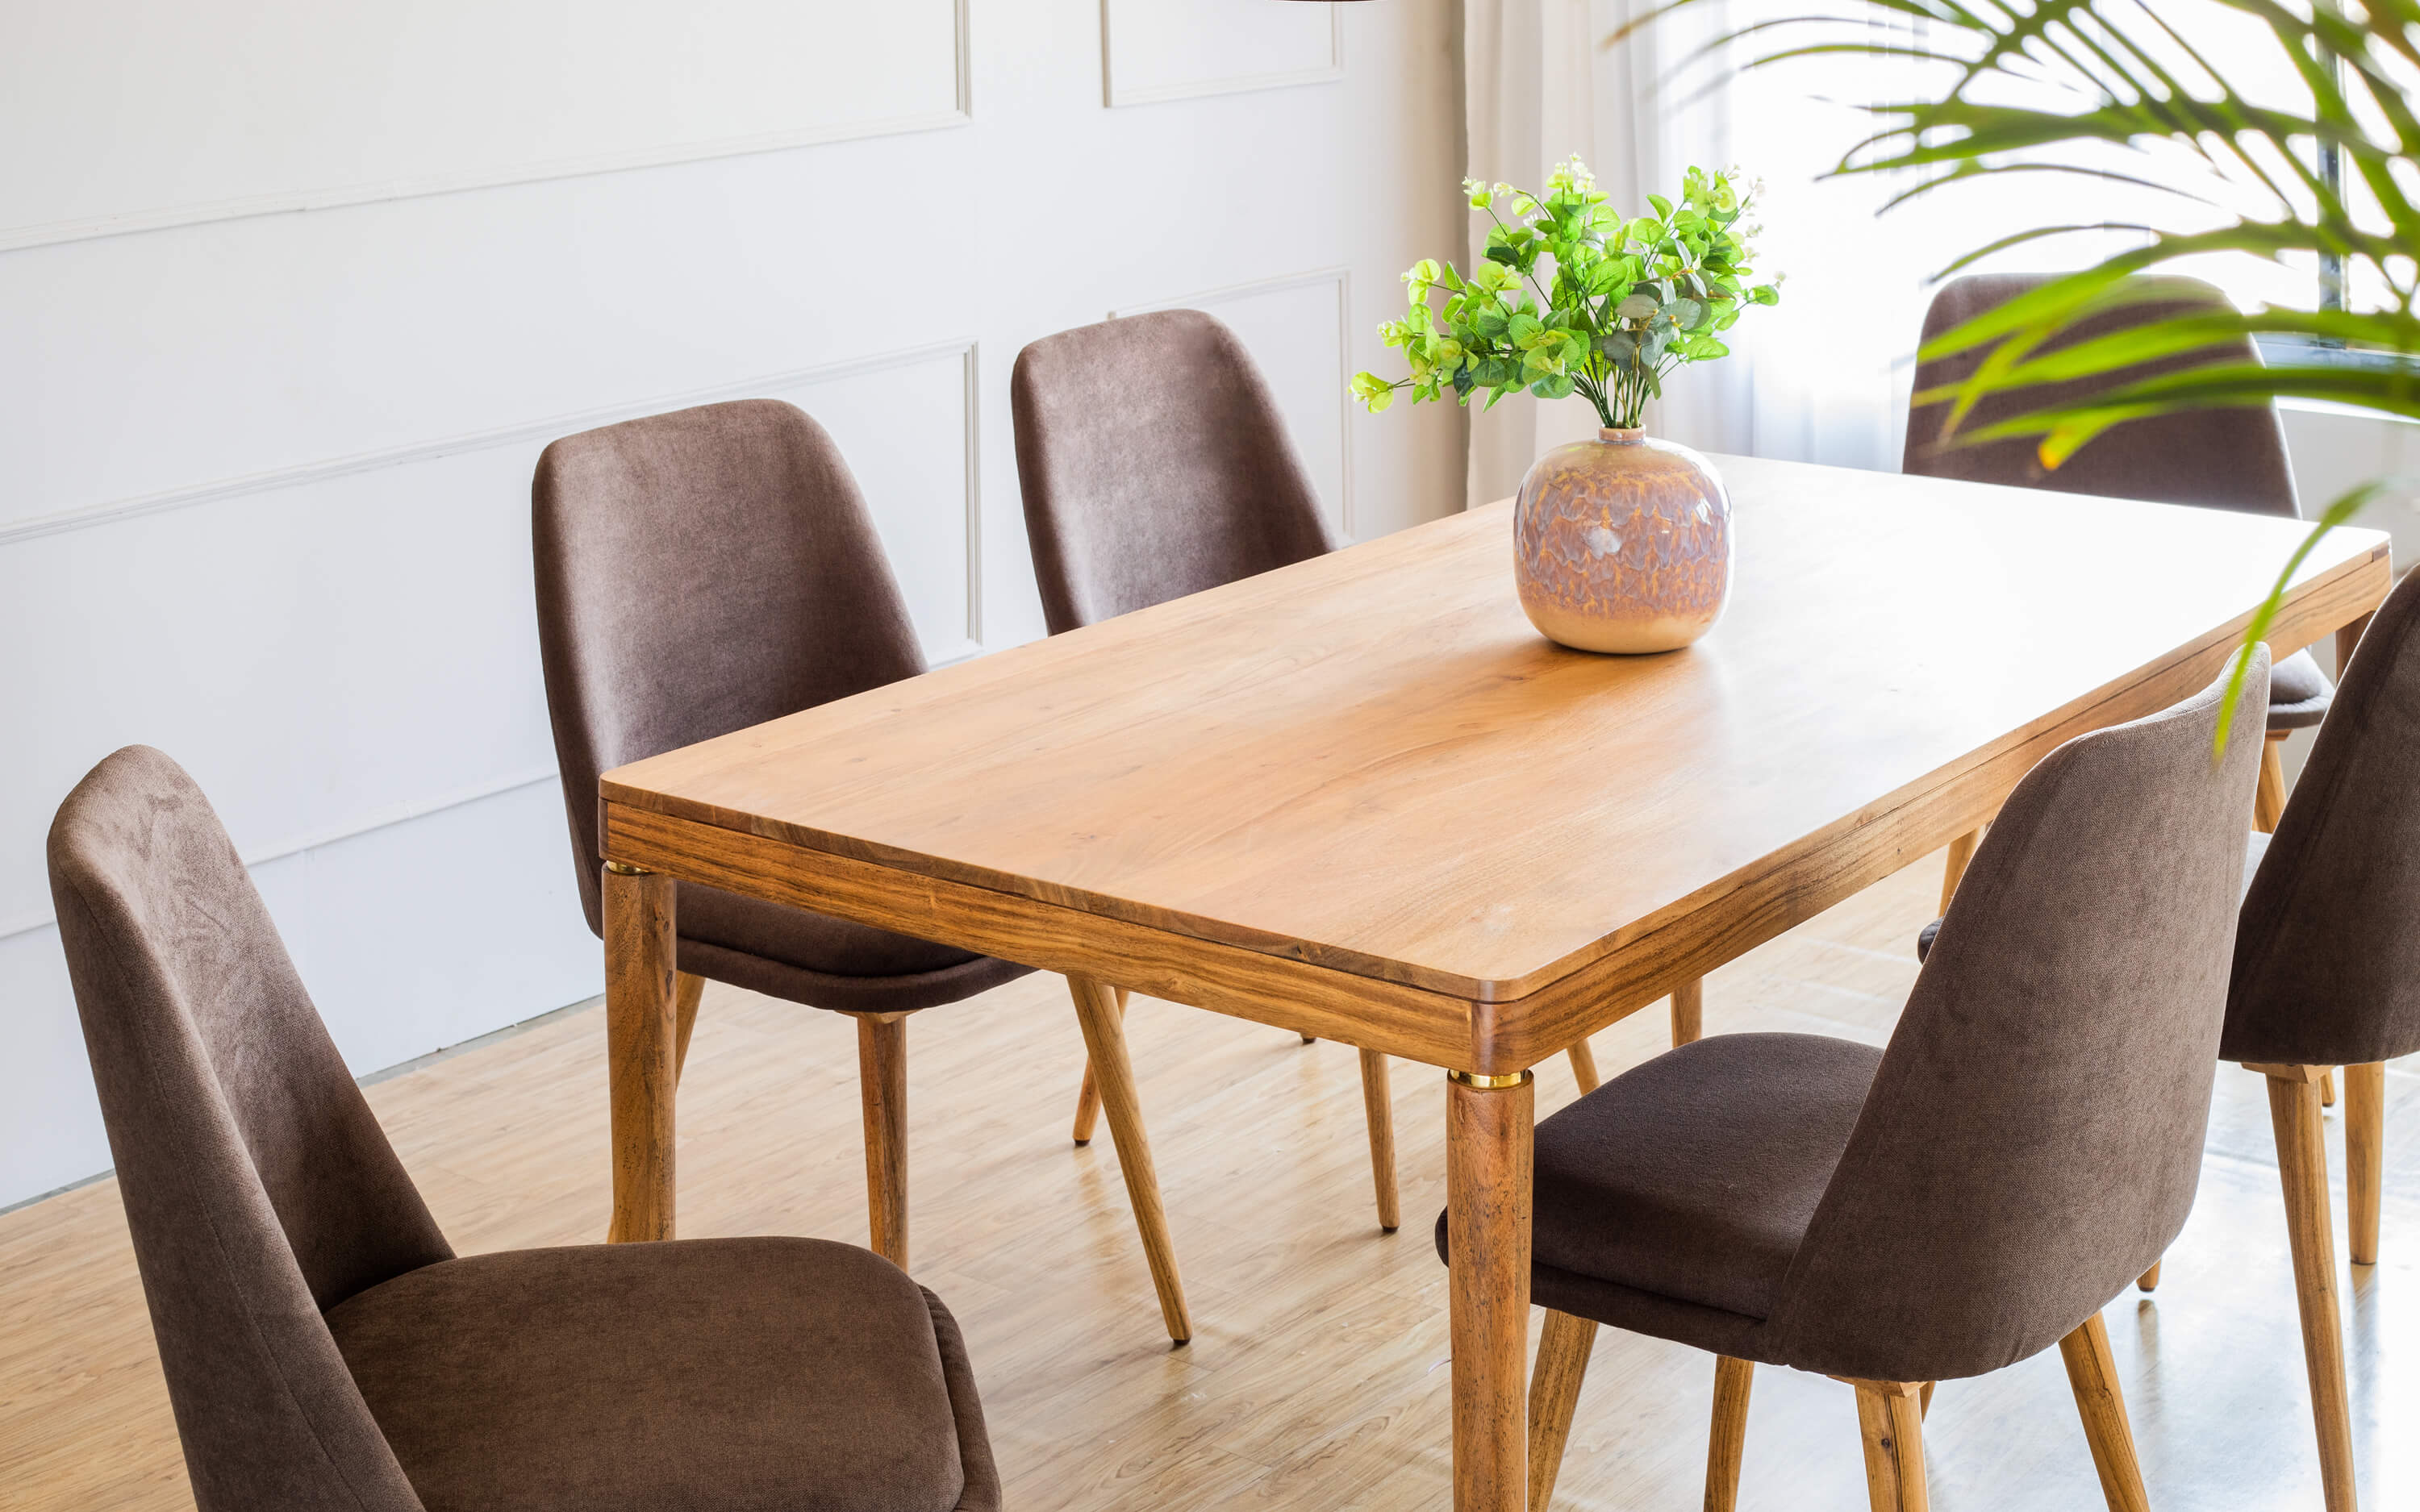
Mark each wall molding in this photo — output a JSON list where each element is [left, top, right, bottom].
[[0, 338, 982, 548], [1100, 1, 1343, 108], [1114, 266, 1358, 535], [0, 0, 973, 256]]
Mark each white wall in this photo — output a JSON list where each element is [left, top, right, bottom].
[[0, 0, 1465, 1208]]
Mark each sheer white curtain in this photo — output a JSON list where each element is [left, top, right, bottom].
[[1460, 0, 2002, 505]]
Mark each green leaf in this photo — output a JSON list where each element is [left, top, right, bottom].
[[1647, 194, 1674, 219]]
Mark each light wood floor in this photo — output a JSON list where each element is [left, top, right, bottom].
[[7, 850, 2418, 1510]]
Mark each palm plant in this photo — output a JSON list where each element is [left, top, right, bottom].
[[1625, 0, 2418, 744]]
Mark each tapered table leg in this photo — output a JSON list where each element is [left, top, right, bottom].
[[603, 861, 678, 1243], [1448, 1067, 1534, 1512], [858, 1013, 909, 1268]]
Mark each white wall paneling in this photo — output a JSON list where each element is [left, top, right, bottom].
[[1, 0, 1466, 1208], [0, 0, 971, 252], [1101, 0, 1343, 107], [1115, 270, 1357, 537]]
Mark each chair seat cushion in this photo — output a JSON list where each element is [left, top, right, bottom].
[[677, 881, 1032, 1014], [1527, 1033, 1883, 1320], [2268, 648, 2333, 731], [328, 1236, 997, 1512]]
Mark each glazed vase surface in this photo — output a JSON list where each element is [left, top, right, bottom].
[[1513, 428, 1732, 653]]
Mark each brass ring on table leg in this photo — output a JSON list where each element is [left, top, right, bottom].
[[603, 860, 653, 876], [1447, 1068, 1533, 1089]]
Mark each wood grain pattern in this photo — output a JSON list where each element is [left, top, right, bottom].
[[1707, 1356, 1754, 1512], [603, 458, 2389, 1006], [1358, 1048, 1401, 1231], [1446, 1071, 1533, 1512], [1525, 1309, 1599, 1512], [2348, 1060, 2385, 1267], [1067, 974, 1191, 1343], [2058, 1314, 2150, 1512], [2255, 1063, 2359, 1512], [603, 865, 676, 1243], [857, 1014, 909, 1268], [1850, 1379, 1930, 1512]]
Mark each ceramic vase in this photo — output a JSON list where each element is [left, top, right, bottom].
[[1512, 427, 1733, 653]]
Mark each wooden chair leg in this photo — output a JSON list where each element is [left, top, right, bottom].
[[1526, 1310, 1598, 1512], [2136, 1260, 2162, 1293], [1917, 1381, 1934, 1420], [857, 1013, 909, 1270], [1938, 828, 1981, 915], [1707, 1356, 1754, 1512], [1358, 1048, 1400, 1231], [670, 971, 704, 1087], [1671, 978, 1705, 1047], [1567, 1039, 1601, 1094], [2255, 734, 2289, 832], [1069, 974, 1191, 1342], [2322, 1067, 2339, 1107], [1849, 1379, 1929, 1512], [1070, 985, 1129, 1145], [2059, 1313, 2151, 1512], [2348, 1060, 2385, 1266], [2252, 1062, 2359, 1512]]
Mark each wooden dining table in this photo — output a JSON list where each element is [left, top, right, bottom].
[[594, 453, 2390, 1512]]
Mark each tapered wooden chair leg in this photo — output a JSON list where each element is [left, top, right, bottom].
[[857, 1013, 909, 1270], [2347, 1060, 2385, 1266], [670, 971, 705, 1087], [1707, 1356, 1754, 1512], [1671, 978, 1705, 1047], [1358, 1048, 1400, 1231], [1069, 975, 1192, 1342], [1567, 1039, 1601, 1094], [1850, 1380, 1929, 1512], [1069, 985, 1129, 1145], [2255, 734, 2290, 832], [1525, 1310, 1598, 1512], [2136, 1260, 2162, 1293], [2255, 1063, 2360, 1512], [1917, 1381, 1934, 1420], [2059, 1313, 2151, 1512], [1938, 828, 1981, 915], [2323, 1068, 2339, 1107]]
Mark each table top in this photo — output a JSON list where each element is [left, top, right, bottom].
[[603, 455, 2389, 1004]]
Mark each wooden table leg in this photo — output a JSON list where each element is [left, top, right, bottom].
[[2339, 611, 2376, 678], [1938, 829, 1981, 915], [857, 1012, 910, 1269], [1069, 974, 1191, 1343], [2255, 734, 2290, 833], [1671, 978, 1704, 1047], [1448, 1067, 1534, 1512], [603, 861, 678, 1244]]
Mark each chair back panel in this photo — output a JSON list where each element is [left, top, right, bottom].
[[532, 399, 924, 935], [48, 746, 439, 1511], [1771, 655, 2268, 1381], [1011, 310, 1337, 634], [2227, 568, 2420, 1064], [1905, 273, 2298, 519]]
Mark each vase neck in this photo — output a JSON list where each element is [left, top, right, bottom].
[[1599, 427, 1646, 445]]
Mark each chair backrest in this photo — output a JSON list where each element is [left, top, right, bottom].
[[2227, 569, 2420, 1065], [1771, 653, 2268, 1382], [532, 399, 925, 936], [48, 746, 441, 1512], [1011, 310, 1337, 634], [1905, 273, 2299, 519]]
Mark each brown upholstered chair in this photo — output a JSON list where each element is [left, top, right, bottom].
[[48, 746, 999, 1512], [1012, 310, 1610, 1233], [534, 398, 1189, 1342], [1475, 654, 2268, 1512], [1907, 273, 2330, 910]]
